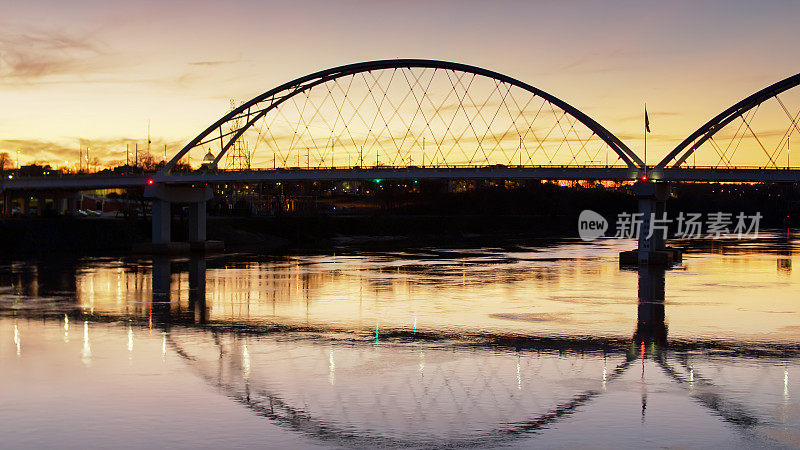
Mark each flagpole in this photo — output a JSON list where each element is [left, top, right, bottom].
[[644, 103, 647, 174]]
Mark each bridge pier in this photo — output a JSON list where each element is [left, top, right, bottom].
[[188, 201, 206, 242], [58, 193, 78, 216], [1, 191, 10, 217], [152, 199, 172, 244], [620, 181, 682, 266], [69, 193, 80, 216], [136, 183, 221, 254]]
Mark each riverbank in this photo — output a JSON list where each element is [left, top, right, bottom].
[[1, 181, 795, 254], [0, 214, 578, 254]]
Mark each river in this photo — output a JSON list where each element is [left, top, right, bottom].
[[1, 234, 798, 448]]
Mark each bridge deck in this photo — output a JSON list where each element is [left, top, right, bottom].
[[1, 166, 800, 191]]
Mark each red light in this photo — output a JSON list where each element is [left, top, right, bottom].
[[147, 179, 154, 185], [640, 174, 648, 182]]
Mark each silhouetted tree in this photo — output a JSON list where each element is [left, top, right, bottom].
[[0, 152, 12, 174], [138, 154, 161, 171]]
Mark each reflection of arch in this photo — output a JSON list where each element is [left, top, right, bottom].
[[167, 330, 631, 447], [656, 73, 800, 170], [160, 59, 643, 174], [656, 356, 760, 428]]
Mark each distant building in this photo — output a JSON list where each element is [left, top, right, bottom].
[[17, 164, 61, 177]]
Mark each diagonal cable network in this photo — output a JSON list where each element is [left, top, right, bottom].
[[207, 66, 628, 170]]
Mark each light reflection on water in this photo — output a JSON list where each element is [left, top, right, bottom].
[[57, 235, 800, 343], [0, 233, 799, 448]]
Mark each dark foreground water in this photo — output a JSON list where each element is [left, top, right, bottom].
[[1, 234, 799, 448]]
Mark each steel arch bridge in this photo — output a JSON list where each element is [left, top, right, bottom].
[[151, 60, 800, 184], [3, 61, 800, 247], [4, 60, 800, 193], [160, 59, 643, 175], [652, 71, 800, 180]]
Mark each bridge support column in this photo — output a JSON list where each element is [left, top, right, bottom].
[[188, 201, 206, 242], [57, 195, 69, 216], [637, 182, 666, 262], [36, 194, 45, 216], [620, 181, 682, 266], [68, 193, 79, 216], [136, 183, 218, 254], [1, 192, 10, 217], [152, 199, 171, 244], [187, 198, 222, 252]]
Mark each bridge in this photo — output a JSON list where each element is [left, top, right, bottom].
[[1, 59, 799, 258]]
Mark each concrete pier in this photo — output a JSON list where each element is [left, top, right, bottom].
[[620, 181, 682, 266], [134, 183, 221, 254]]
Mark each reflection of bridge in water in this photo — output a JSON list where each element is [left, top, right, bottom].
[[142, 258, 793, 446], [2, 250, 798, 446]]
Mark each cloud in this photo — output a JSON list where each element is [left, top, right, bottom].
[[188, 60, 238, 67], [534, 48, 650, 78], [0, 138, 186, 167], [0, 24, 240, 91], [0, 28, 109, 84]]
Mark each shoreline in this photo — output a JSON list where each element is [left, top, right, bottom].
[[0, 214, 578, 255]]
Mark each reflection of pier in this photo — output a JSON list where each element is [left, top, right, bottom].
[[150, 256, 208, 325], [633, 267, 765, 431], [634, 266, 667, 347]]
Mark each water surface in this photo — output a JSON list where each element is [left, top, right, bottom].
[[1, 234, 799, 448]]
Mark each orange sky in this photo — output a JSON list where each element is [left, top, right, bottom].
[[1, 0, 799, 169]]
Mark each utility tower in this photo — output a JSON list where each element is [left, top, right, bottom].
[[224, 99, 252, 170]]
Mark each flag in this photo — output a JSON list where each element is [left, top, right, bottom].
[[645, 106, 651, 133]]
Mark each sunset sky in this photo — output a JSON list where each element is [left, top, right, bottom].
[[2, 0, 799, 168]]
